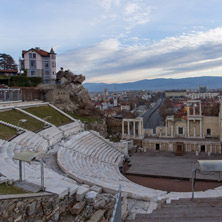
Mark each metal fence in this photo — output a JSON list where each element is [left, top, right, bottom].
[[111, 186, 122, 222], [0, 88, 22, 102]]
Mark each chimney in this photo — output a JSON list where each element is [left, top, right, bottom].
[[35, 47, 40, 50]]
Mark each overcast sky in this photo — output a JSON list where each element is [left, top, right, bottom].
[[1, 0, 222, 83]]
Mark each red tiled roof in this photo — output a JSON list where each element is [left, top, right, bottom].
[[0, 70, 18, 73], [22, 48, 50, 57], [0, 84, 8, 88]]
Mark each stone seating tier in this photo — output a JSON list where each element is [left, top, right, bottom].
[[0, 139, 80, 198], [57, 132, 166, 201]]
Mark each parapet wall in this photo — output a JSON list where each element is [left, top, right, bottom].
[[0, 192, 75, 222]]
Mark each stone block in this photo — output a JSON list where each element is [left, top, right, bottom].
[[70, 201, 86, 215], [85, 191, 98, 201], [76, 187, 90, 201], [26, 201, 36, 216], [88, 209, 105, 222], [90, 185, 102, 194]]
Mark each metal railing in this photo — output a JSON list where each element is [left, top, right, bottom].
[[111, 185, 122, 222], [0, 88, 22, 102]]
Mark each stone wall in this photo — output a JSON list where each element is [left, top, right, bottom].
[[20, 87, 43, 101], [0, 192, 75, 222], [0, 190, 119, 222]]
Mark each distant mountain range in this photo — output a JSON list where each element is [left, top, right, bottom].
[[83, 76, 222, 92]]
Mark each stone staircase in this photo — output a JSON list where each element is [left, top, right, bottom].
[[135, 197, 222, 222]]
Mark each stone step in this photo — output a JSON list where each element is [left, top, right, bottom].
[[153, 206, 222, 214], [135, 215, 222, 222], [170, 197, 222, 204], [163, 200, 222, 208], [148, 208, 222, 218]]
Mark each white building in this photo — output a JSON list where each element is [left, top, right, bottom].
[[19, 47, 56, 84]]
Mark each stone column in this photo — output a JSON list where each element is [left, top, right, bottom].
[[187, 119, 190, 137], [193, 106, 195, 115], [122, 120, 124, 136], [171, 125, 174, 137], [193, 121, 196, 137], [138, 120, 141, 136], [127, 121, 130, 135], [200, 119, 202, 138], [210, 144, 212, 153], [199, 102, 202, 115], [133, 121, 136, 136], [165, 120, 168, 136]]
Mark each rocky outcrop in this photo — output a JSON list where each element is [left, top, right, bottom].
[[39, 69, 93, 112], [56, 69, 92, 108]]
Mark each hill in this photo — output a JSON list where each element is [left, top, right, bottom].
[[83, 76, 222, 92]]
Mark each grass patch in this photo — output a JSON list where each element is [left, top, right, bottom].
[[0, 124, 17, 140], [24, 106, 72, 127], [65, 112, 99, 123], [0, 110, 45, 132], [0, 183, 28, 195]]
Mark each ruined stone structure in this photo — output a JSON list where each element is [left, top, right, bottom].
[[142, 100, 222, 154], [122, 117, 144, 140]]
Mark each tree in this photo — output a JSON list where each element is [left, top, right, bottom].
[[0, 53, 18, 70]]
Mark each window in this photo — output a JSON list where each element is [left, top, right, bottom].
[[31, 71, 35, 76], [30, 60, 35, 67], [178, 127, 183, 135], [52, 62, 56, 68], [45, 61, 49, 68], [52, 54, 55, 59], [207, 128, 211, 136], [45, 71, 50, 76], [201, 145, 205, 152], [29, 53, 36, 59], [156, 144, 160, 150]]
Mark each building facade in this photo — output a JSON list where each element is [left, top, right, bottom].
[[20, 47, 56, 83], [142, 100, 222, 154], [123, 100, 222, 154]]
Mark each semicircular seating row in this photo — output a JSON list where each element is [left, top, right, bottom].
[[57, 131, 166, 201], [0, 121, 84, 198], [10, 121, 83, 153], [0, 139, 80, 198]]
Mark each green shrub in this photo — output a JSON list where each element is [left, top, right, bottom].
[[0, 76, 42, 87]]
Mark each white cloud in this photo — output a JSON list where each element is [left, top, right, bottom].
[[123, 1, 151, 29], [58, 27, 222, 83], [99, 0, 121, 10]]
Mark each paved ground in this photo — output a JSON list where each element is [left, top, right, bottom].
[[126, 151, 222, 181], [142, 98, 163, 129]]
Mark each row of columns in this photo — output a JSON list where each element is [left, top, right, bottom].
[[144, 141, 220, 154], [165, 119, 203, 138], [0, 89, 22, 102], [187, 119, 202, 138], [122, 118, 143, 138]]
